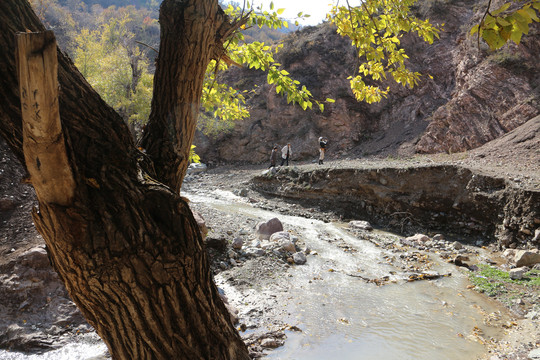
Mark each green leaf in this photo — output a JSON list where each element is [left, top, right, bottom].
[[319, 103, 324, 112], [510, 27, 523, 44], [270, 1, 274, 10], [524, 7, 539, 21], [277, 8, 285, 15], [496, 17, 511, 27], [482, 29, 506, 50], [326, 98, 335, 103], [492, 3, 511, 16]]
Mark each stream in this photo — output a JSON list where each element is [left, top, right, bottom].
[[190, 189, 511, 360], [0, 188, 511, 359]]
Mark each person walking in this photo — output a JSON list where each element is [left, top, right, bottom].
[[269, 144, 279, 168], [281, 143, 292, 166], [318, 136, 328, 165]]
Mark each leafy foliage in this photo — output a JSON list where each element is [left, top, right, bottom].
[[328, 0, 441, 103], [73, 10, 154, 130], [471, 0, 540, 50]]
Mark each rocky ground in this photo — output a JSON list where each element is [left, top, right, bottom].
[[0, 116, 538, 359], [182, 151, 539, 359]]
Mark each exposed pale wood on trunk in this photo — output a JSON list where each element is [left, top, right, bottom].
[[17, 31, 75, 206]]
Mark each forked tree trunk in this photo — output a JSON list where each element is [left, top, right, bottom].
[[0, 1, 250, 359]]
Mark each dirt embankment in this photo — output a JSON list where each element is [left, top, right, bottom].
[[250, 162, 539, 248]]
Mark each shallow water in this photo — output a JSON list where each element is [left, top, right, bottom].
[[1, 188, 508, 359], [0, 341, 108, 360], [190, 189, 509, 360]]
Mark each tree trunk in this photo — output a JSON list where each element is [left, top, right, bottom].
[[0, 1, 250, 359]]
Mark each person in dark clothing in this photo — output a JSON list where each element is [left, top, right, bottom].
[[269, 144, 279, 168], [280, 143, 292, 166], [318, 137, 328, 165]]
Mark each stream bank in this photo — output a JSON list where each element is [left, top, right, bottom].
[[182, 159, 539, 359], [0, 147, 538, 359]]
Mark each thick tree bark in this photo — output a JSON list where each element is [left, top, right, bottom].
[[140, 1, 240, 192], [0, 1, 250, 359]]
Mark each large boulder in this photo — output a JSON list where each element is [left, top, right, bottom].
[[515, 250, 540, 267], [255, 218, 283, 240]]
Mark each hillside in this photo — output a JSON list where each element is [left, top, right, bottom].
[[193, 0, 540, 164]]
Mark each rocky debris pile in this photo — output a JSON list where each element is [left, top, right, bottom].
[[205, 217, 310, 272], [0, 246, 89, 352]]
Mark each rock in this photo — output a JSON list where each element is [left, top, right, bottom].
[[239, 188, 249, 197], [192, 210, 208, 240], [269, 231, 290, 242], [187, 162, 207, 174], [232, 237, 244, 250], [526, 310, 539, 320], [452, 241, 463, 250], [503, 249, 516, 258], [255, 218, 283, 240], [453, 255, 470, 268], [406, 234, 430, 243], [205, 237, 227, 251], [20, 247, 49, 269], [509, 267, 529, 280], [279, 241, 296, 253], [433, 234, 445, 241], [245, 248, 265, 257], [528, 348, 540, 360], [349, 220, 373, 231], [224, 303, 239, 324], [0, 198, 17, 211], [293, 252, 307, 265], [514, 250, 540, 267], [533, 229, 540, 243], [219, 261, 228, 270], [260, 338, 280, 348]]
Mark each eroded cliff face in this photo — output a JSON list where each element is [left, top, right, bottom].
[[194, 0, 539, 164], [250, 165, 540, 247]]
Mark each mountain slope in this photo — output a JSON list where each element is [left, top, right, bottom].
[[194, 0, 539, 164]]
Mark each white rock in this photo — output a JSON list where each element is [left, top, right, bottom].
[[349, 220, 373, 231], [270, 231, 290, 242], [528, 348, 540, 360], [533, 229, 540, 243], [406, 234, 430, 243], [509, 267, 529, 280], [503, 249, 516, 258], [187, 162, 207, 174]]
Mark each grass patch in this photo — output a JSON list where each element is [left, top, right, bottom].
[[469, 265, 540, 297]]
